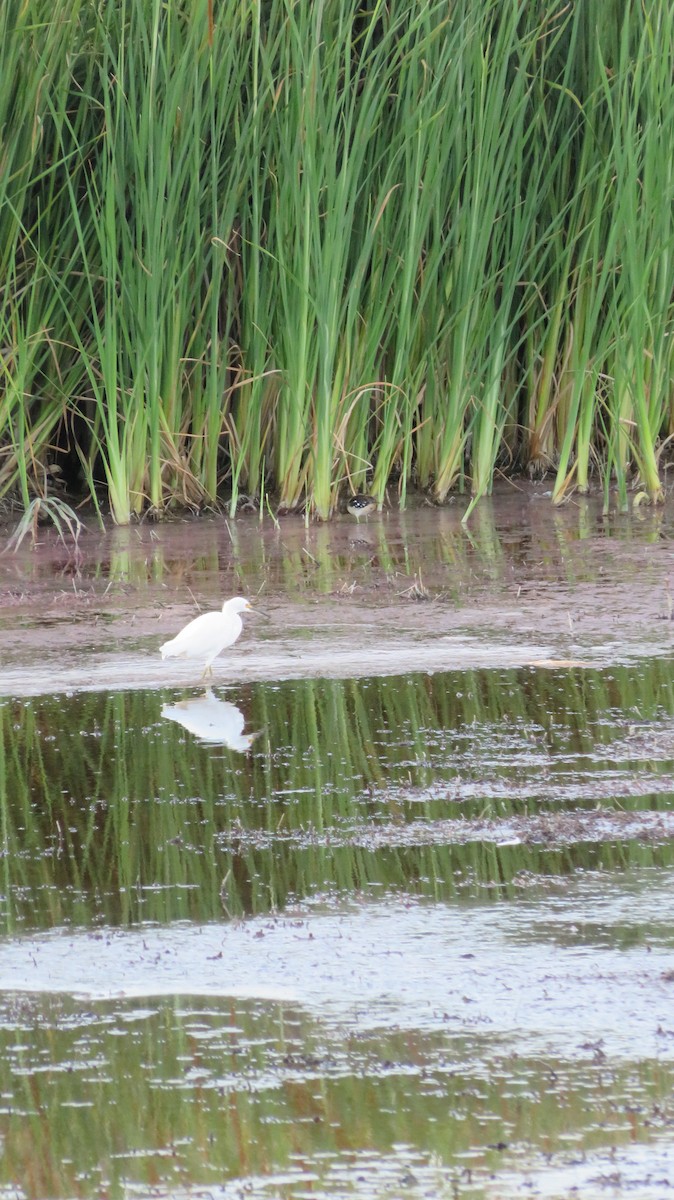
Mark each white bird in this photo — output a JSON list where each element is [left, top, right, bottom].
[[162, 691, 259, 752], [160, 596, 254, 679]]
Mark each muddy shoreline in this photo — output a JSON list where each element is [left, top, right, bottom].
[[1, 484, 674, 695]]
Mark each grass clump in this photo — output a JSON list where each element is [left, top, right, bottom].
[[1, 0, 673, 523]]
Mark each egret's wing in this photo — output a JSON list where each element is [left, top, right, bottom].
[[161, 612, 224, 657]]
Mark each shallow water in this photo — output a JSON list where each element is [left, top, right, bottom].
[[2, 663, 674, 932], [1, 496, 674, 1197], [3, 873, 674, 1057], [1, 656, 674, 1197]]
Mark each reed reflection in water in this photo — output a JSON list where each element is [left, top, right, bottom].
[[0, 658, 673, 932], [1, 655, 674, 1198]]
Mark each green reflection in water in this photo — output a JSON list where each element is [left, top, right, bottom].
[[1, 660, 674, 932], [0, 994, 671, 1199], [9, 496, 670, 615]]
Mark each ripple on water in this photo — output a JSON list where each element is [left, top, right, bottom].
[[1, 870, 673, 1062]]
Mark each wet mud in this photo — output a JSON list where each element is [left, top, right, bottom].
[[1, 482, 674, 695]]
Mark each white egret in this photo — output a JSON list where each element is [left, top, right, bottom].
[[160, 596, 254, 679]]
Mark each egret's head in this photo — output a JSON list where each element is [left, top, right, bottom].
[[224, 596, 253, 614]]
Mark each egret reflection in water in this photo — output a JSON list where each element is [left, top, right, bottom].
[[161, 690, 259, 752]]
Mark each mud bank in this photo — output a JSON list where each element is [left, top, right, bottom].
[[1, 484, 673, 695]]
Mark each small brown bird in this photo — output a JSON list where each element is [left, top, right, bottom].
[[346, 495, 377, 522]]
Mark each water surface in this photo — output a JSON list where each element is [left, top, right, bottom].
[[1, 656, 674, 1197]]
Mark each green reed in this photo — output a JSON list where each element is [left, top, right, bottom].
[[1, 0, 674, 522]]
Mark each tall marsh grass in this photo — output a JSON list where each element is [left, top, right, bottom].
[[2, 0, 674, 522]]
